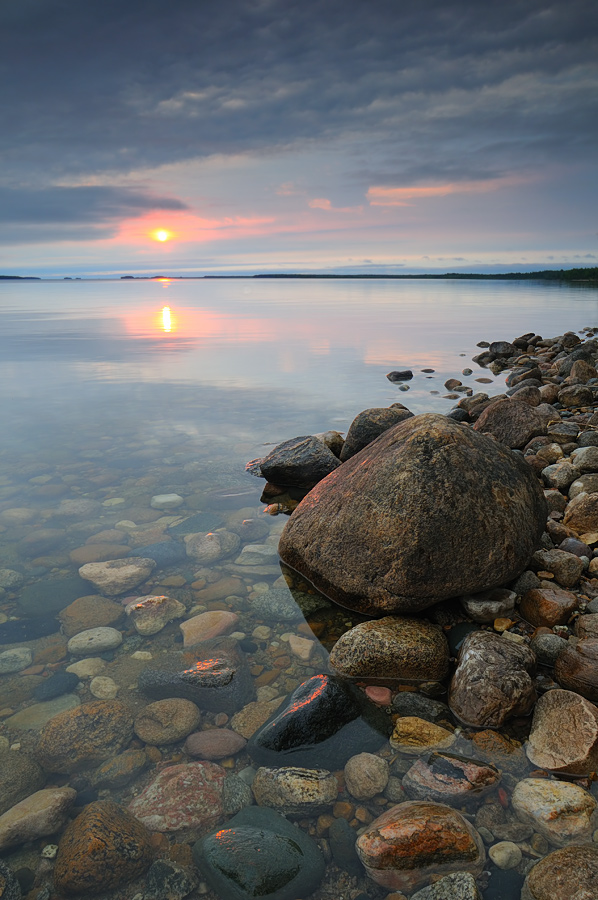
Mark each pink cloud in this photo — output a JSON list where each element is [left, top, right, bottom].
[[367, 175, 526, 206]]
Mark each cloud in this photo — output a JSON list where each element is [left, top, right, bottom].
[[367, 175, 526, 206], [308, 198, 363, 213]]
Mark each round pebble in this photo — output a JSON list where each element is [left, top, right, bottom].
[[67, 627, 123, 656], [489, 840, 522, 869], [90, 676, 119, 699]]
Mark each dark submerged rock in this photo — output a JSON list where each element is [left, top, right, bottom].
[[138, 638, 256, 714], [247, 674, 390, 769], [193, 806, 325, 900], [278, 414, 547, 616], [32, 671, 80, 702], [127, 541, 186, 568], [0, 616, 59, 643], [18, 576, 88, 617]]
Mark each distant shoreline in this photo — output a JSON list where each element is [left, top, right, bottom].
[[1, 266, 597, 283]]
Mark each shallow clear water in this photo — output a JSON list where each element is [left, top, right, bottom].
[[1, 277, 597, 899]]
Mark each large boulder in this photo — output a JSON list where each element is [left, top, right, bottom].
[[278, 414, 547, 615]]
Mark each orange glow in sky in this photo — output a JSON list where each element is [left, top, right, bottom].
[[153, 229, 171, 242]]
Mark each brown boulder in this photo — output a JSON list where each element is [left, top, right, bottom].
[[53, 800, 153, 895], [448, 631, 536, 728], [58, 594, 125, 637], [555, 637, 598, 702], [473, 398, 546, 449], [355, 800, 485, 891], [279, 414, 547, 616], [525, 689, 598, 776]]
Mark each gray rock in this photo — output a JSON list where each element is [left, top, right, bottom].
[[473, 399, 546, 449], [530, 632, 568, 666], [0, 647, 32, 674], [78, 558, 155, 596], [67, 625, 123, 656], [0, 860, 22, 900], [0, 786, 77, 850], [145, 860, 198, 900], [410, 872, 482, 900], [459, 588, 516, 623], [249, 587, 329, 622], [18, 575, 89, 617], [251, 766, 337, 816], [222, 774, 253, 815], [0, 753, 45, 816], [391, 693, 452, 723]]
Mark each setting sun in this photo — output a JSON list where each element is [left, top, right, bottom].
[[154, 229, 170, 242]]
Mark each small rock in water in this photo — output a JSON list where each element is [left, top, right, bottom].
[[521, 845, 598, 900], [78, 558, 156, 596], [387, 370, 413, 381], [67, 626, 122, 656], [89, 675, 119, 699], [144, 859, 199, 900], [134, 698, 201, 745], [128, 762, 225, 832], [0, 786, 77, 850], [525, 688, 598, 775], [151, 493, 184, 509], [35, 700, 133, 773], [125, 594, 186, 635], [344, 752, 389, 800], [251, 766, 338, 815], [0, 647, 32, 674], [179, 610, 239, 646], [32, 671, 79, 701], [185, 728, 247, 760], [410, 872, 482, 900], [511, 777, 596, 846]]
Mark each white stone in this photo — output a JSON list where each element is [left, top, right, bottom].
[[102, 497, 125, 507], [89, 676, 119, 699], [252, 625, 271, 640], [0, 648, 32, 674], [288, 634, 314, 661], [151, 493, 184, 509], [67, 626, 122, 656], [66, 657, 107, 678], [512, 777, 597, 846], [131, 651, 153, 660]]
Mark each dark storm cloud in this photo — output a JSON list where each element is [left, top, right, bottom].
[[0, 0, 596, 186]]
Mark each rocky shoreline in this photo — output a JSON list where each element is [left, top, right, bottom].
[[0, 327, 597, 899]]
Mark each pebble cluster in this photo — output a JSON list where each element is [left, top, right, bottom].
[[0, 327, 597, 900]]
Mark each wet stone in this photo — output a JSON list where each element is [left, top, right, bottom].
[[127, 540, 187, 568], [93, 749, 148, 788], [391, 693, 452, 723], [339, 407, 414, 462], [0, 616, 59, 644], [328, 817, 363, 875], [356, 800, 486, 892], [134, 698, 201, 745], [390, 717, 456, 755], [0, 786, 76, 851], [554, 637, 598, 701], [67, 626, 123, 656], [252, 765, 338, 815], [448, 630, 536, 727], [193, 806, 325, 900], [410, 872, 482, 900], [0, 753, 45, 816], [0, 648, 32, 674], [128, 761, 225, 833], [184, 530, 240, 564], [125, 594, 186, 635], [35, 699, 134, 772], [459, 588, 516, 624], [511, 777, 596, 846], [32, 671, 79, 701], [144, 859, 198, 900], [5, 693, 80, 731], [138, 638, 256, 714], [58, 594, 124, 637], [79, 557, 156, 596], [526, 688, 598, 775], [344, 752, 389, 800], [250, 435, 341, 488], [184, 728, 247, 760], [18, 575, 89, 616], [53, 800, 154, 895], [521, 845, 598, 900], [247, 674, 390, 769], [519, 586, 578, 627], [179, 610, 239, 646], [250, 587, 330, 621], [328, 616, 449, 684], [401, 752, 500, 806]]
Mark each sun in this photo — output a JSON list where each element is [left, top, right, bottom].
[[153, 229, 171, 242]]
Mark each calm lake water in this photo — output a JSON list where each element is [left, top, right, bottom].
[[0, 277, 597, 899]]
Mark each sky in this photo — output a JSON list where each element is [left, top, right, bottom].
[[1, 0, 597, 276]]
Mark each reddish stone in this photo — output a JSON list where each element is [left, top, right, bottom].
[[519, 587, 578, 627], [128, 762, 224, 833], [184, 728, 247, 760]]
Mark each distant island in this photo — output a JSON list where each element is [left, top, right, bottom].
[[1, 267, 597, 282]]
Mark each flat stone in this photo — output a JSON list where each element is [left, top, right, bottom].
[[459, 588, 516, 624], [356, 801, 485, 892], [449, 630, 536, 727], [78, 558, 156, 596], [390, 717, 456, 755], [54, 801, 153, 895], [69, 543, 130, 565], [252, 766, 338, 815], [511, 777, 596, 846], [125, 594, 186, 635], [35, 700, 133, 772], [402, 752, 500, 806], [128, 761, 224, 832], [526, 689, 598, 775], [67, 626, 122, 656], [179, 610, 239, 646], [193, 806, 325, 900], [134, 699, 201, 745], [151, 493, 184, 509], [184, 728, 247, 760], [278, 414, 547, 616], [0, 786, 76, 850], [410, 872, 482, 900], [522, 846, 598, 900], [192, 577, 246, 603], [246, 674, 390, 769], [59, 595, 124, 637], [0, 753, 45, 816], [66, 657, 106, 678], [234, 543, 279, 566], [0, 647, 32, 674], [5, 693, 80, 731], [329, 616, 449, 684]]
